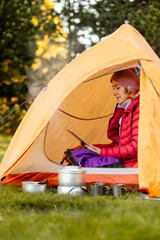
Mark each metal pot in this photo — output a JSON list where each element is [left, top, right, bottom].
[[57, 186, 87, 196], [58, 166, 86, 186], [22, 181, 46, 193]]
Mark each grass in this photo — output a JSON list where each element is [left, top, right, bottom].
[[1, 134, 160, 240], [0, 186, 160, 240], [0, 133, 12, 162]]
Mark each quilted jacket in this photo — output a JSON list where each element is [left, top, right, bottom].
[[95, 95, 139, 167]]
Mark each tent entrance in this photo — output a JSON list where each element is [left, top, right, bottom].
[[44, 61, 140, 164]]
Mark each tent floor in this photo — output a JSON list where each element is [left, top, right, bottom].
[[1, 168, 138, 186]]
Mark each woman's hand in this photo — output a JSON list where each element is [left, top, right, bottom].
[[84, 144, 101, 155]]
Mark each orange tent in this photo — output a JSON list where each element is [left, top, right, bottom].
[[1, 24, 160, 196]]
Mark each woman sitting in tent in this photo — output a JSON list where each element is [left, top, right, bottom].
[[65, 68, 140, 168]]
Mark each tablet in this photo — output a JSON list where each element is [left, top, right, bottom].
[[66, 129, 89, 146]]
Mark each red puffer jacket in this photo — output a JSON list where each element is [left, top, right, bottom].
[[95, 96, 139, 167]]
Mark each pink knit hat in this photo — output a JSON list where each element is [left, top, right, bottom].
[[111, 69, 140, 93]]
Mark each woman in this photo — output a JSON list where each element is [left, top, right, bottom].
[[66, 68, 140, 168]]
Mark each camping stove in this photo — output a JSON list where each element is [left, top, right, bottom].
[[57, 166, 87, 195]]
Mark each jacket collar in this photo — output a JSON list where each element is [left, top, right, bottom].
[[125, 95, 139, 112], [116, 94, 139, 113]]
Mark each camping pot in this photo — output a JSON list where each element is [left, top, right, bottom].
[[22, 181, 46, 193], [58, 166, 86, 186], [57, 186, 87, 196]]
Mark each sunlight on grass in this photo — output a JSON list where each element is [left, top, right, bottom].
[[0, 185, 160, 240], [0, 134, 12, 162]]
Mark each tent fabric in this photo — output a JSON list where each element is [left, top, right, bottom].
[[1, 168, 138, 186], [0, 24, 160, 195], [138, 61, 160, 195]]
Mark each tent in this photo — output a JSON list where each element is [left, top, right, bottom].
[[1, 24, 160, 196]]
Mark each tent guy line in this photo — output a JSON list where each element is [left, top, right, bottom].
[[0, 86, 48, 123], [0, 95, 36, 123]]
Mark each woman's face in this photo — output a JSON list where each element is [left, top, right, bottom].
[[112, 80, 130, 104]]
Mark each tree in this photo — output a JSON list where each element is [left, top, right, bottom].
[[27, 34, 67, 98], [0, 0, 65, 133], [128, 1, 160, 56], [55, 0, 160, 58], [54, 0, 97, 61], [82, 0, 160, 57]]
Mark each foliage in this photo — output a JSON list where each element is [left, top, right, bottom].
[[56, 0, 160, 58], [54, 0, 89, 61], [128, 1, 160, 56], [0, 134, 12, 162], [27, 34, 67, 97], [88, 0, 160, 57], [0, 0, 65, 133]]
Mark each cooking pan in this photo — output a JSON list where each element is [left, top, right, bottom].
[[22, 179, 49, 193]]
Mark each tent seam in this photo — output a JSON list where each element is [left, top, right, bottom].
[[140, 60, 160, 98], [58, 108, 113, 121], [43, 122, 60, 165]]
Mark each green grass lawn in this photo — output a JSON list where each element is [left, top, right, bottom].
[[0, 134, 160, 240], [0, 186, 160, 240], [0, 133, 12, 162]]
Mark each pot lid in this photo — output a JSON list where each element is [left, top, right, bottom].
[[59, 166, 86, 174], [22, 181, 39, 185]]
